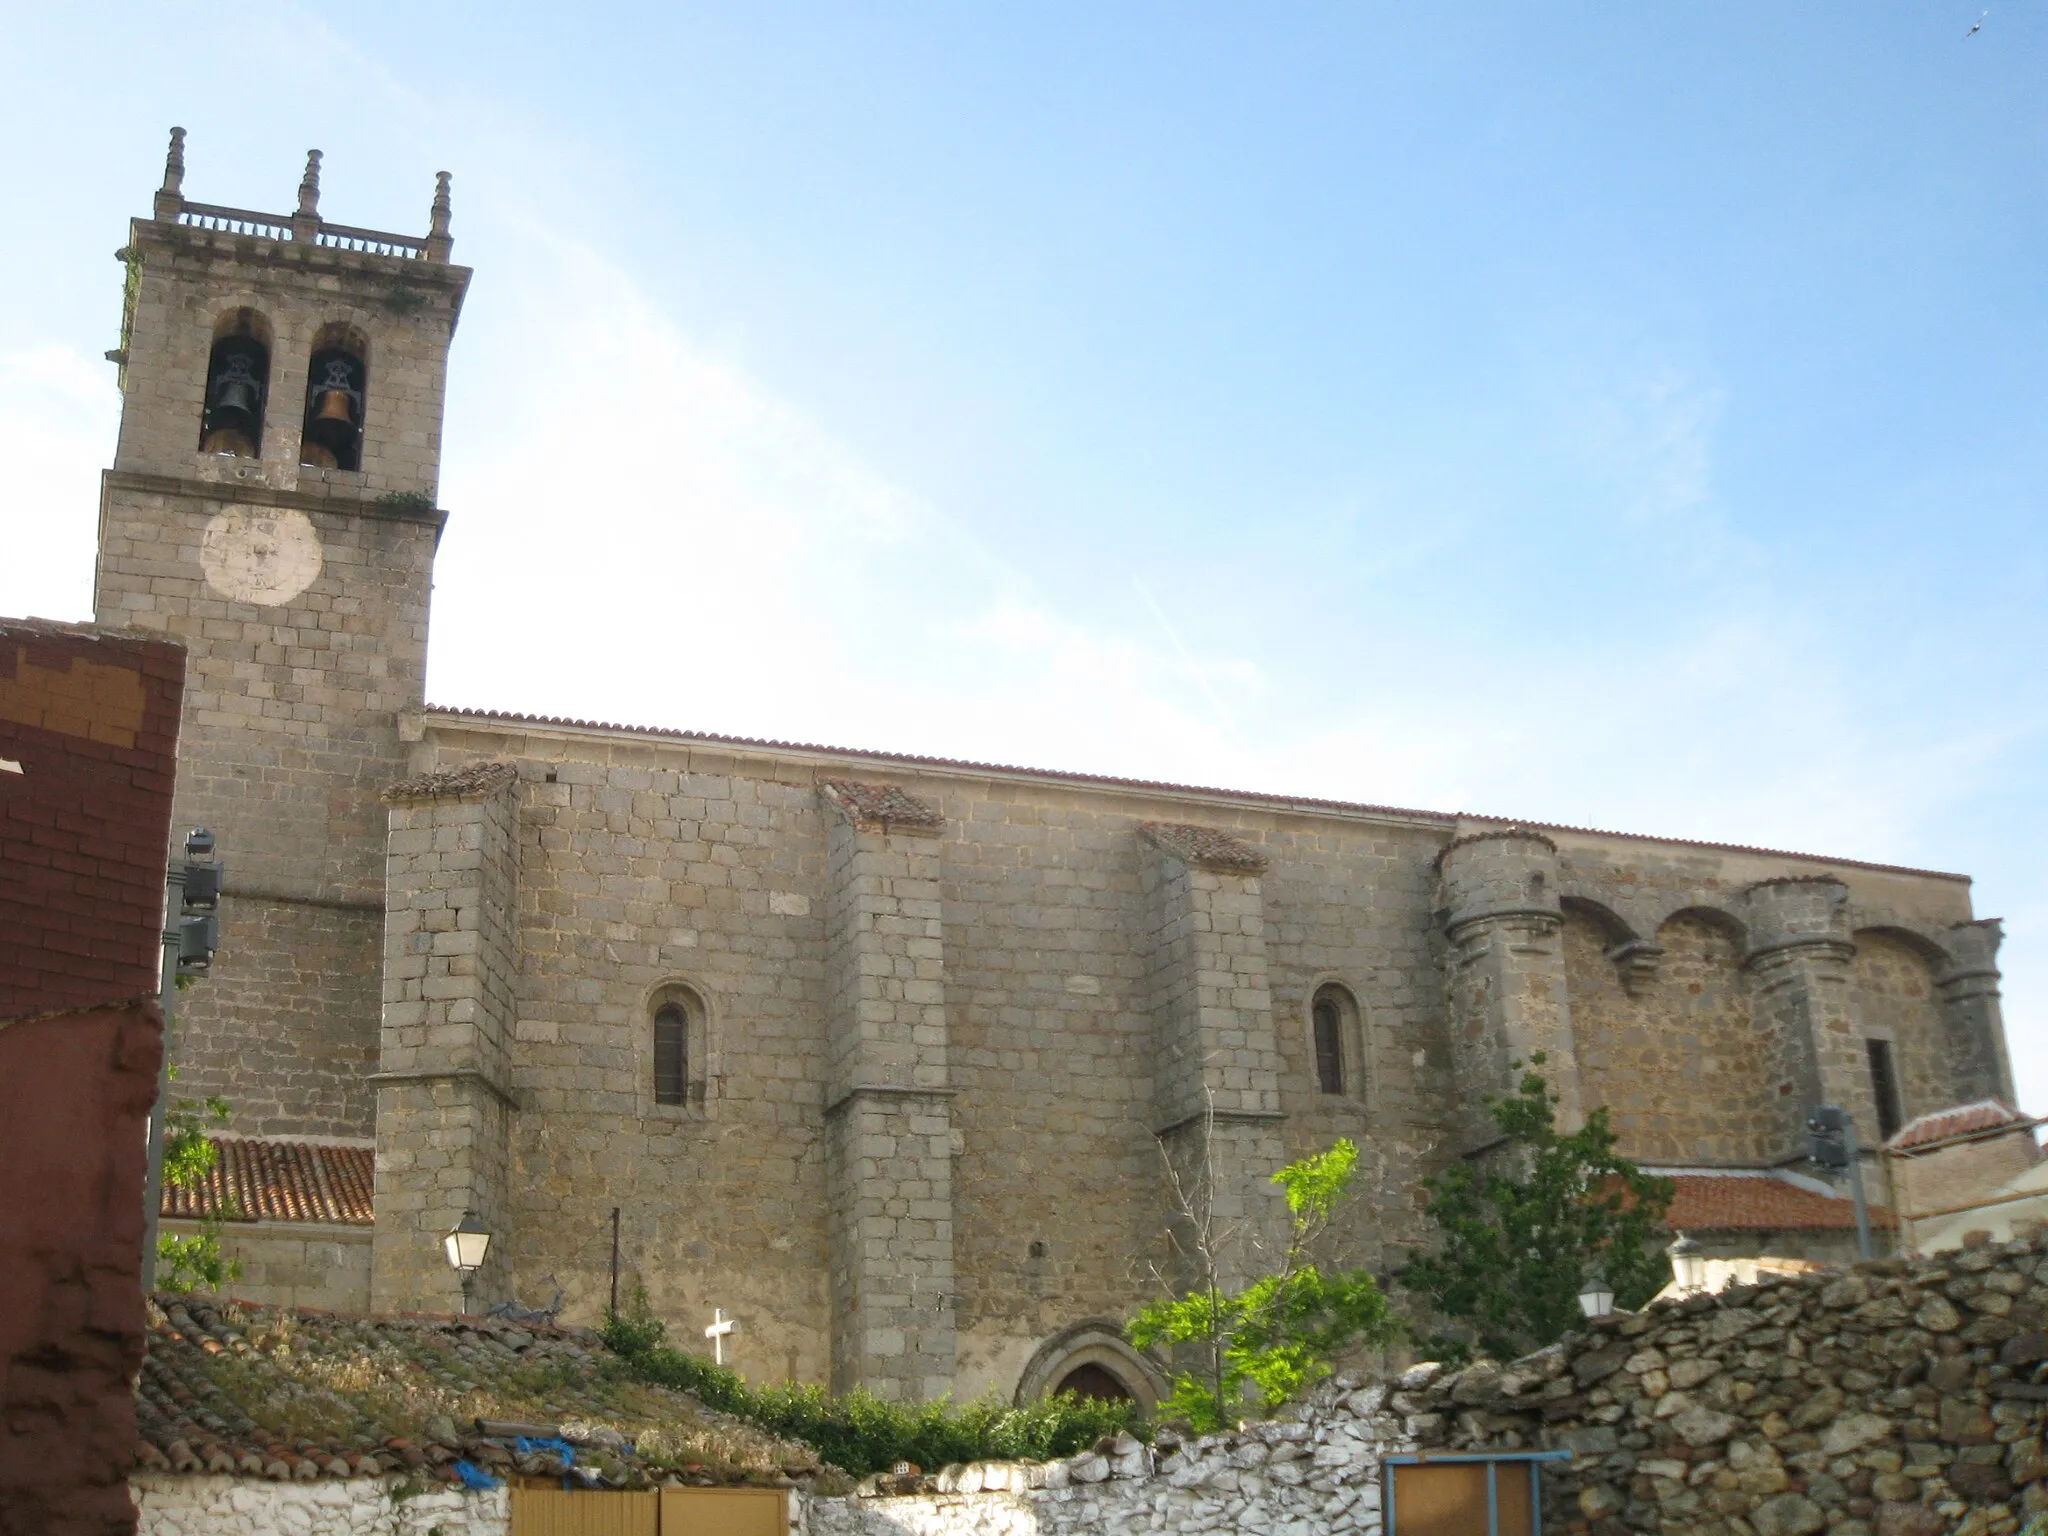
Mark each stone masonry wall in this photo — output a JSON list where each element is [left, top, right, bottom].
[[405, 718, 2008, 1408], [114, 210, 467, 498], [94, 482, 438, 1138], [1567, 910, 1781, 1166], [157, 1220, 372, 1314], [1854, 933, 1952, 1134]]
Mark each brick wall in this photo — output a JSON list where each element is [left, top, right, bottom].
[[1, 618, 185, 1015], [0, 616, 184, 1536]]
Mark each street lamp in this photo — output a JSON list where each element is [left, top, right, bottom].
[[1667, 1232, 1707, 1295], [443, 1209, 492, 1314], [1577, 1271, 1615, 1320]]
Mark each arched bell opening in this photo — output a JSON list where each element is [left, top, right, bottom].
[[300, 325, 369, 471], [198, 309, 272, 457]]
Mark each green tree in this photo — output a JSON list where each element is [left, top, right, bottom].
[[155, 1091, 243, 1294], [1128, 1138, 1403, 1431], [1398, 1057, 1673, 1361]]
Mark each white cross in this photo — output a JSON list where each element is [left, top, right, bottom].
[[704, 1308, 738, 1366]]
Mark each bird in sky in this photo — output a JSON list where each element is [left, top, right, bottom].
[[1966, 9, 1988, 36]]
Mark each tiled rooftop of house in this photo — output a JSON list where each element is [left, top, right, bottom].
[[133, 1297, 832, 1489], [161, 1137, 374, 1225], [1888, 1099, 2035, 1153], [1660, 1170, 1894, 1232]]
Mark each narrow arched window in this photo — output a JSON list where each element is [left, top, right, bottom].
[[654, 1002, 689, 1106], [300, 325, 368, 471], [1313, 994, 1346, 1096], [199, 310, 272, 457]]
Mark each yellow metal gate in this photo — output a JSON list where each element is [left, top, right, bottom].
[[1385, 1452, 1563, 1536], [510, 1486, 785, 1536]]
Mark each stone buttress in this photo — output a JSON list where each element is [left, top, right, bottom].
[[1937, 918, 2016, 1107], [1437, 829, 1582, 1149], [821, 781, 957, 1401], [370, 762, 521, 1311], [1739, 876, 1863, 1157], [1139, 822, 1289, 1292]]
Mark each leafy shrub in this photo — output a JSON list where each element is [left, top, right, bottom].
[[599, 1288, 1141, 1475], [1127, 1138, 1403, 1431], [157, 1092, 243, 1294], [1398, 1055, 1674, 1361]]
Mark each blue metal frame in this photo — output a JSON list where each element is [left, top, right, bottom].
[[1383, 1450, 1572, 1536]]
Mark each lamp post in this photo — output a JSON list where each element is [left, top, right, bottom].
[[443, 1209, 492, 1315], [1667, 1232, 1707, 1295], [1577, 1271, 1615, 1321]]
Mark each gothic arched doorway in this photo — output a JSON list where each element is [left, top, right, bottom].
[[1054, 1361, 1135, 1403]]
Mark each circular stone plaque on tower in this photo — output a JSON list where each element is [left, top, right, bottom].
[[198, 507, 323, 606]]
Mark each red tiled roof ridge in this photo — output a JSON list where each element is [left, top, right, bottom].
[[1888, 1099, 2035, 1152], [422, 703, 1971, 882], [161, 1137, 373, 1226]]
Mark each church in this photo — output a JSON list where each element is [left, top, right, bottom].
[[102, 130, 2021, 1408]]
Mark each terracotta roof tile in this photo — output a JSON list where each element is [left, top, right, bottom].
[[134, 1298, 825, 1485], [1888, 1100, 2033, 1152], [424, 704, 1971, 881], [161, 1138, 374, 1226], [381, 760, 517, 804], [819, 779, 945, 830], [1140, 821, 1271, 873], [1662, 1172, 1893, 1232]]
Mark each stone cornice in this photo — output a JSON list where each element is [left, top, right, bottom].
[[1434, 826, 1559, 870], [129, 216, 473, 294], [1152, 1108, 1287, 1138], [366, 1067, 520, 1110], [102, 470, 447, 531], [1443, 904, 1563, 940], [1741, 935, 1858, 971], [824, 1084, 958, 1118]]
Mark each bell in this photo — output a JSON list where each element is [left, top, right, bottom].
[[300, 348, 364, 470], [312, 388, 355, 425], [200, 342, 266, 457]]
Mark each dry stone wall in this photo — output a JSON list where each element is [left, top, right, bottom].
[[808, 1230, 2048, 1536], [132, 1474, 504, 1536], [803, 1407, 1413, 1536]]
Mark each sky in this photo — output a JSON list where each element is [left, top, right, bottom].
[[4, 3, 2044, 1115]]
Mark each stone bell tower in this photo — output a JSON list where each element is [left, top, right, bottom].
[[93, 129, 471, 1140]]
